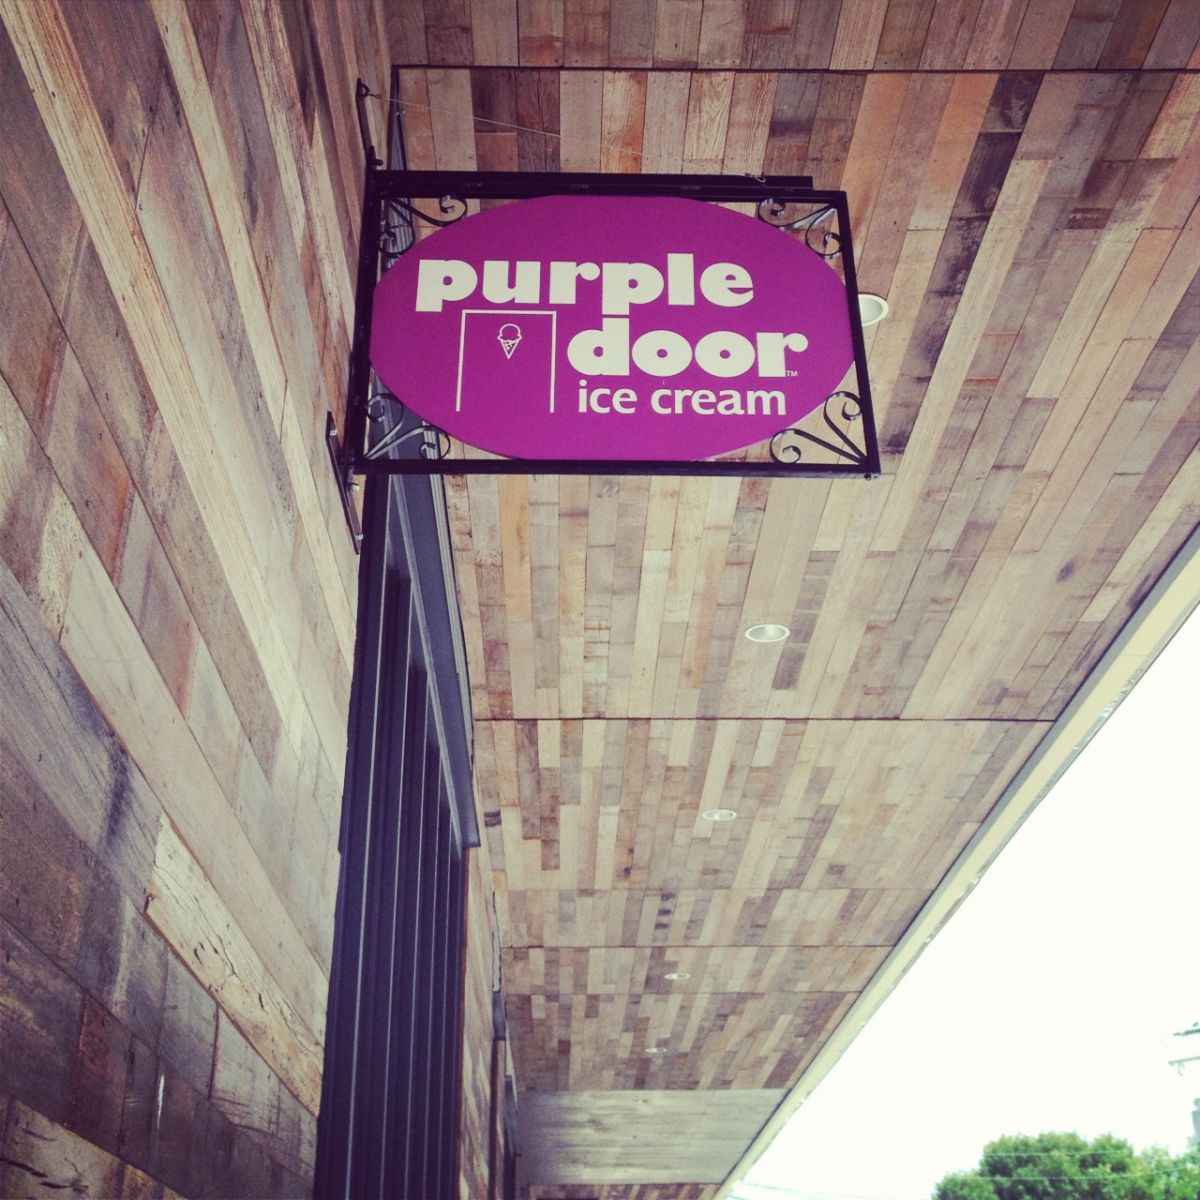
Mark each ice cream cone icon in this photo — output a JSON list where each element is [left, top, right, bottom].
[[498, 323, 522, 360]]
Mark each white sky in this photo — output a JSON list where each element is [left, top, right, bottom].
[[734, 601, 1200, 1200]]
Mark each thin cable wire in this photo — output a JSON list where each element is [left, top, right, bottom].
[[381, 91, 683, 171]]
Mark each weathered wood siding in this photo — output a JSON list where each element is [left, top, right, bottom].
[[0, 1, 495, 1195], [387, 1, 1200, 1195]]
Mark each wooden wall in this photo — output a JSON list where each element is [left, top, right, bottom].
[[4, 1, 1199, 1197], [383, 1, 1200, 1195], [385, 0, 1200, 70], [520, 1089, 785, 1185], [0, 2, 496, 1196]]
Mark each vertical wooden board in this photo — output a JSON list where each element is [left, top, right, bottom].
[[601, 71, 647, 173], [0, 916, 81, 1125], [474, 0, 520, 64], [1096, 0, 1172, 67], [386, 0, 429, 62], [653, 0, 703, 65], [558, 475, 589, 718], [560, 70, 604, 170], [742, 0, 795, 68], [112, 494, 197, 712], [0, 376, 78, 637], [698, 0, 747, 66], [874, 0, 937, 68], [682, 71, 734, 171], [145, 820, 324, 1115], [531, 477, 562, 714], [1008, 0, 1075, 68], [875, 157, 1053, 553], [54, 225, 160, 466], [235, 0, 314, 261], [0, 26, 84, 314], [96, 903, 171, 1062], [212, 1010, 305, 1175], [472, 62, 517, 136], [829, 0, 889, 69], [288, 1, 363, 275], [1141, 73, 1200, 161], [365, 3, 396, 133], [397, 68, 438, 168], [153, 1072, 205, 1194], [642, 71, 691, 173], [275, 1, 358, 310], [1144, 0, 1200, 68], [761, 71, 821, 174], [804, 73, 867, 188], [428, 67, 481, 167], [840, 72, 911, 236], [520, 0, 565, 64], [472, 67, 520, 169], [0, 741, 91, 980], [158, 951, 219, 1098], [66, 996, 132, 1156], [1054, 0, 1124, 68], [610, 0, 657, 66], [58, 0, 168, 201], [0, 201, 64, 441], [516, 69, 561, 171], [278, 403, 357, 666], [565, 0, 611, 65], [721, 73, 776, 175], [963, 0, 1027, 67], [856, 77, 955, 292], [906, 72, 997, 233], [917, 0, 984, 69], [43, 344, 133, 569], [246, 0, 357, 337]]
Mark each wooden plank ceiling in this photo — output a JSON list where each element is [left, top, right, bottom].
[[383, 0, 1200, 1193]]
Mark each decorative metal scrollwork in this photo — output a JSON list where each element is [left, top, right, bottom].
[[385, 194, 468, 232], [770, 391, 869, 467], [756, 200, 842, 259], [379, 195, 469, 262], [363, 387, 452, 461]]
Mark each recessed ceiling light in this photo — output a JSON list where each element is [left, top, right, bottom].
[[858, 293, 889, 326], [701, 808, 737, 822], [744, 623, 789, 643], [663, 971, 690, 981]]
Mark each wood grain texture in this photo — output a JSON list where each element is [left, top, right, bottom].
[[390, 0, 1200, 68], [4, 3, 1200, 1198], [0, 1099, 185, 1200], [144, 822, 324, 1116], [520, 1090, 786, 1184], [401, 22, 1200, 1197], [0, 1, 383, 1194]]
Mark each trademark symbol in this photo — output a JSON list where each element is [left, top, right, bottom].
[[786, 369, 798, 377]]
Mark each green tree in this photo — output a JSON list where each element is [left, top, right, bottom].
[[931, 1133, 1200, 1200]]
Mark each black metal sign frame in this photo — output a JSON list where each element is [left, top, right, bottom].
[[327, 83, 880, 549]]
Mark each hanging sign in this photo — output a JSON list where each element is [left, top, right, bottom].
[[370, 195, 856, 462]]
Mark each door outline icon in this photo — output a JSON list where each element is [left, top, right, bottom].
[[455, 310, 558, 414]]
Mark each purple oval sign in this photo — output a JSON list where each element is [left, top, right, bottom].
[[370, 196, 854, 461]]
